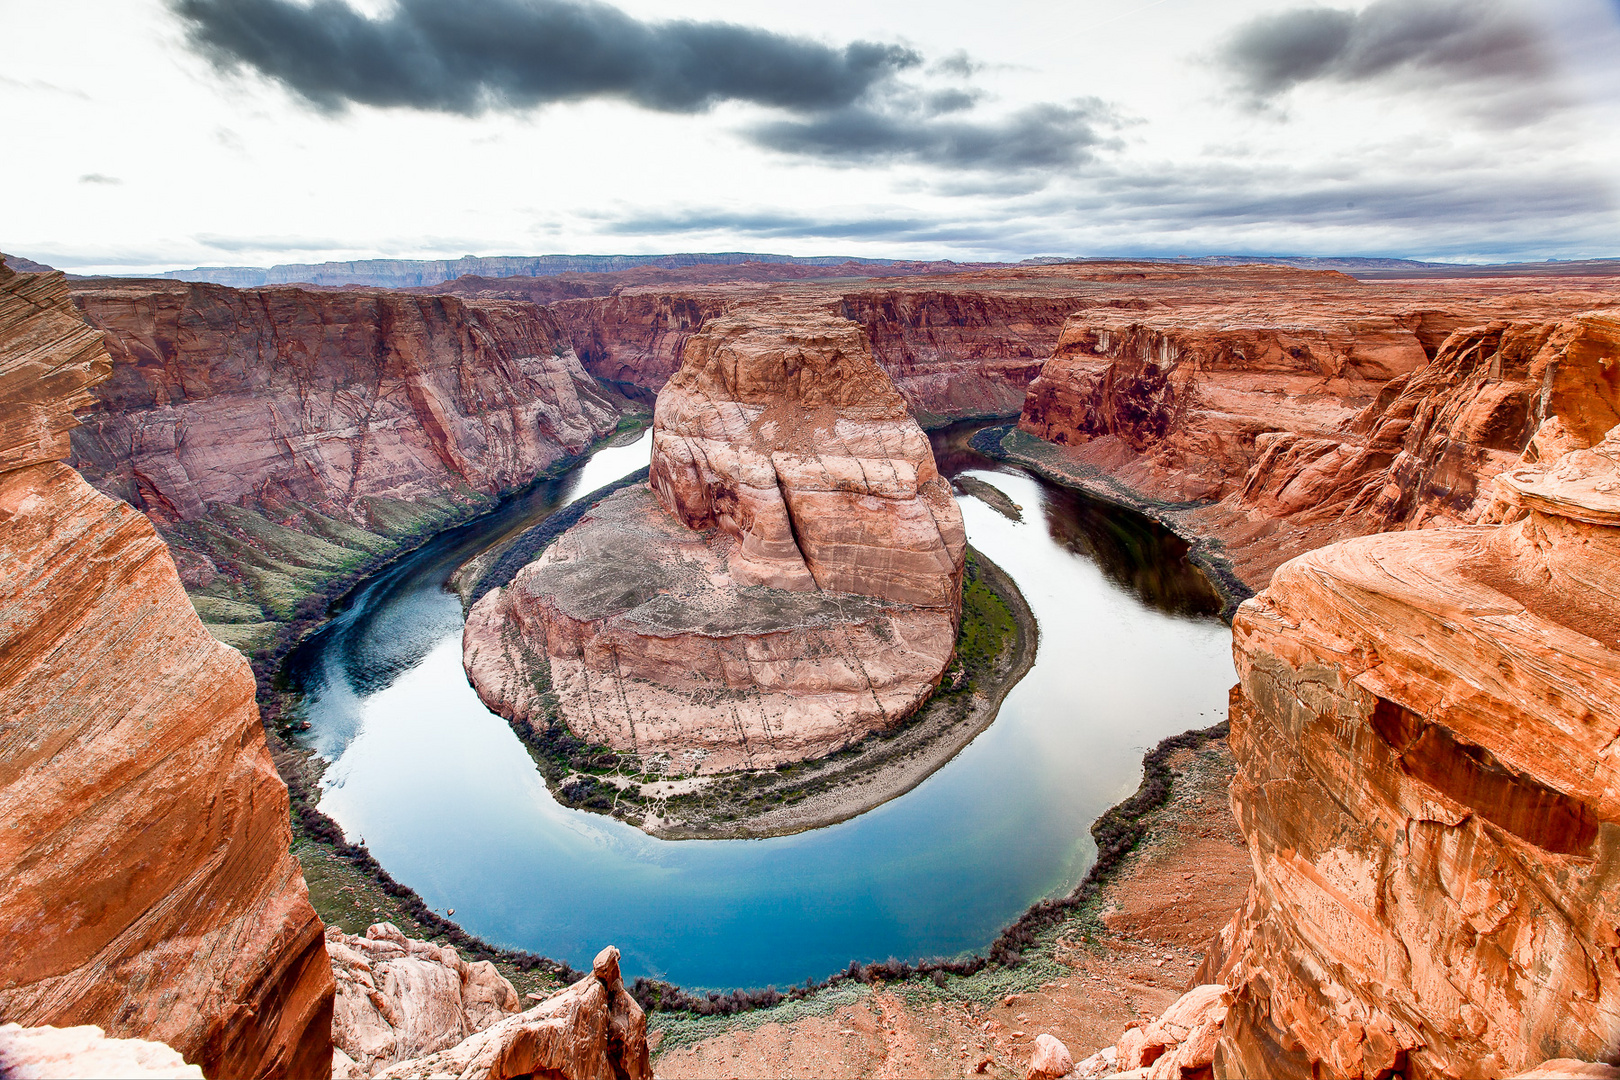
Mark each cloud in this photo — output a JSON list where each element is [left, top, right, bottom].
[[170, 0, 1114, 176], [748, 98, 1119, 171], [170, 0, 918, 115], [1221, 0, 1554, 104], [79, 173, 122, 185]]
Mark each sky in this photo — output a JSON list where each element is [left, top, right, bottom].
[[3, 0, 1619, 273]]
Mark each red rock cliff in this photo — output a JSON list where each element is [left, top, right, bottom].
[[66, 280, 623, 647], [0, 265, 333, 1078], [1198, 422, 1620, 1078], [1012, 270, 1618, 588]]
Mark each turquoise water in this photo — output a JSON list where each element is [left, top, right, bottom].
[[289, 425, 1232, 990]]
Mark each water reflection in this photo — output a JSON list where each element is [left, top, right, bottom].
[[287, 422, 1234, 988]]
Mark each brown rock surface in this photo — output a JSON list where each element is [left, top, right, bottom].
[[0, 1023, 204, 1079], [0, 265, 332, 1077], [465, 308, 965, 775], [1196, 424, 1620, 1078], [329, 922, 521, 1076], [375, 946, 651, 1080]]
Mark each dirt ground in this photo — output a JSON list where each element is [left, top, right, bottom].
[[652, 739, 1251, 1079]]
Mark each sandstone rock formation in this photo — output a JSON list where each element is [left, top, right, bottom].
[[465, 308, 965, 774], [329, 923, 521, 1077], [374, 946, 651, 1080], [0, 1023, 204, 1079], [66, 279, 622, 647], [1014, 272, 1619, 588], [0, 265, 333, 1077], [1026, 1032, 1075, 1080], [1190, 422, 1620, 1077], [544, 275, 1100, 418]]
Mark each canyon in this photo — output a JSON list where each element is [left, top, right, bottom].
[[6, 251, 1620, 1079], [463, 305, 967, 777]]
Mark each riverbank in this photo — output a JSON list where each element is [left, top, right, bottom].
[[485, 545, 1037, 840], [970, 426, 1257, 619], [650, 721, 1249, 1076]]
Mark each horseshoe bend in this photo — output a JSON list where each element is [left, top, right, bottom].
[[7, 34, 1620, 1064]]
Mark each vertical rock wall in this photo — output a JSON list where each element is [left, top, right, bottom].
[[1203, 422, 1620, 1078], [0, 264, 333, 1078]]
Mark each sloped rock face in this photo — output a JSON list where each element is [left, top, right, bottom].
[[66, 280, 622, 648], [375, 946, 650, 1080], [329, 923, 521, 1077], [1019, 310, 1433, 503], [1199, 424, 1620, 1078], [465, 309, 965, 774], [554, 292, 730, 399], [72, 281, 620, 521], [0, 266, 332, 1078]]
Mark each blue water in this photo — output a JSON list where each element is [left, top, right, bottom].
[[289, 425, 1232, 990]]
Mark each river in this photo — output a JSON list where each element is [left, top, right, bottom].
[[287, 424, 1233, 990]]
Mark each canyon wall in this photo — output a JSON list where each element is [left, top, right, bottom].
[[1187, 425, 1620, 1078], [0, 265, 333, 1078], [68, 280, 623, 649], [1013, 277, 1619, 588], [547, 280, 1088, 419]]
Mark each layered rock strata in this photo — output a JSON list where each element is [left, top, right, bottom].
[[329, 923, 521, 1077], [0, 265, 333, 1077], [1017, 300, 1620, 589], [1192, 425, 1620, 1078], [67, 279, 622, 647], [465, 309, 965, 774]]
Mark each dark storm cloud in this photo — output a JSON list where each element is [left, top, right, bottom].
[[170, 0, 919, 114], [1222, 0, 1552, 100], [171, 0, 1112, 175], [749, 99, 1119, 170]]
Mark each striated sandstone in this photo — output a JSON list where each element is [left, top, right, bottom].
[[0, 1023, 203, 1079], [329, 922, 521, 1077], [466, 307, 964, 774], [0, 265, 332, 1077], [375, 946, 650, 1080], [1191, 422, 1620, 1078], [65, 279, 622, 646]]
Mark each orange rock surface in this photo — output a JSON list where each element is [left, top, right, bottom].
[[374, 946, 650, 1080], [1192, 421, 1620, 1077], [0, 265, 333, 1077], [1014, 268, 1620, 589], [465, 307, 964, 775]]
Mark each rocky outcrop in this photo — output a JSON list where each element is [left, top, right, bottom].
[[374, 946, 650, 1080], [0, 1023, 203, 1079], [465, 307, 965, 775], [66, 279, 622, 648], [0, 265, 333, 1078], [1189, 422, 1620, 1078], [329, 923, 521, 1077]]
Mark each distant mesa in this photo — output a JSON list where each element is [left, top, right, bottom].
[[464, 304, 966, 775]]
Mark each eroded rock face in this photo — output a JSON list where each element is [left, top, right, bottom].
[[71, 281, 620, 523], [0, 265, 333, 1078], [1198, 424, 1620, 1078], [329, 923, 521, 1077], [465, 308, 965, 774], [375, 946, 651, 1080]]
